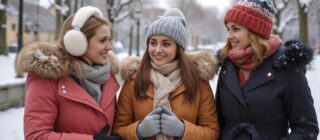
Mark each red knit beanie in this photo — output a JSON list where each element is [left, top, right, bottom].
[[224, 0, 275, 39]]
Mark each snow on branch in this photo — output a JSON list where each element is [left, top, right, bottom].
[[277, 11, 298, 33], [0, 1, 6, 11], [52, 3, 69, 16], [299, 0, 311, 7], [114, 11, 131, 22]]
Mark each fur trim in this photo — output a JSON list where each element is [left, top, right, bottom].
[[16, 42, 66, 80], [188, 51, 218, 80], [16, 42, 119, 80], [120, 56, 141, 80], [278, 40, 313, 67], [119, 51, 218, 81]]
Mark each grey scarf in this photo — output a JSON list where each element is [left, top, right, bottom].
[[71, 61, 110, 103]]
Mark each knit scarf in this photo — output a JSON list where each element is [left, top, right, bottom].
[[150, 60, 182, 140], [71, 61, 110, 103], [228, 35, 282, 71]]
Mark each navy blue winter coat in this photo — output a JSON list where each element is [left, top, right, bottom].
[[216, 40, 319, 140]]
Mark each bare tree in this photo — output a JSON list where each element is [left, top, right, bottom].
[[297, 0, 310, 46], [53, 0, 71, 41], [0, 0, 9, 55], [105, 0, 141, 39], [273, 0, 291, 37], [55, 0, 63, 40]]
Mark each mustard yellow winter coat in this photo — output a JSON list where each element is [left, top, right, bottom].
[[113, 51, 220, 140]]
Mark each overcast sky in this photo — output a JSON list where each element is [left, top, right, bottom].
[[39, 0, 231, 13]]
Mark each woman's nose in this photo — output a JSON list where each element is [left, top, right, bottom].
[[155, 44, 162, 52], [105, 42, 112, 50], [227, 31, 233, 39]]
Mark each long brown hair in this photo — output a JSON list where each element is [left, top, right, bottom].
[[220, 31, 270, 70], [134, 43, 201, 103], [55, 15, 111, 77]]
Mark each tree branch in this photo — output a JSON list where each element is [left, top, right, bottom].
[[115, 0, 133, 17]]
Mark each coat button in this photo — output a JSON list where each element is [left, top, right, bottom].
[[61, 85, 66, 89], [267, 72, 272, 77], [223, 70, 226, 74], [62, 90, 67, 94]]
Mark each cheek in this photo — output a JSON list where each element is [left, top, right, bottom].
[[148, 47, 155, 55], [168, 48, 177, 59]]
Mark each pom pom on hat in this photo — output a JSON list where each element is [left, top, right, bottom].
[[163, 8, 186, 21]]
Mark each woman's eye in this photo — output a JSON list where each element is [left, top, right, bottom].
[[100, 39, 106, 43], [163, 42, 170, 47], [233, 27, 239, 32], [150, 41, 157, 46]]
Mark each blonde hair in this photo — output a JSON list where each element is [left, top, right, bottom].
[[55, 15, 111, 78], [220, 31, 270, 70]]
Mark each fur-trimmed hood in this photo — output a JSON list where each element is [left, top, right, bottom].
[[16, 42, 119, 80], [274, 40, 313, 68], [120, 51, 218, 81]]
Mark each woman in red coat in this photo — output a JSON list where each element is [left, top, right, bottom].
[[16, 6, 121, 140]]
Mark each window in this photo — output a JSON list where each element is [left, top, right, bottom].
[[11, 23, 16, 31]]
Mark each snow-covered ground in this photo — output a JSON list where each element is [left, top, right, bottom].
[[0, 52, 320, 140]]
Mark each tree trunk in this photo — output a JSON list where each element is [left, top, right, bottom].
[[55, 0, 63, 41], [273, 0, 282, 37], [106, 0, 115, 40], [129, 25, 133, 56], [298, 1, 309, 46], [64, 0, 72, 20], [136, 19, 140, 56], [0, 0, 9, 55]]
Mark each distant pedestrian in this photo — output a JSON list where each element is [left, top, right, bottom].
[[113, 8, 220, 140], [216, 0, 319, 139], [16, 6, 122, 140]]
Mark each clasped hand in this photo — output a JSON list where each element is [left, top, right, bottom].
[[137, 106, 185, 138]]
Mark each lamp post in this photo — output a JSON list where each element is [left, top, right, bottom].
[[134, 10, 141, 56], [17, 0, 23, 53], [15, 0, 24, 78]]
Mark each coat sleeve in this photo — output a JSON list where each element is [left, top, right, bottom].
[[182, 81, 220, 140], [283, 67, 319, 140], [113, 80, 140, 140], [24, 75, 93, 140]]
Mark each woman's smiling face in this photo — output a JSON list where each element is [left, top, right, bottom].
[[148, 35, 178, 66]]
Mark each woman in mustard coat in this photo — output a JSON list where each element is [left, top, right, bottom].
[[113, 8, 219, 140]]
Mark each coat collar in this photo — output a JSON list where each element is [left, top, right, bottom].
[[220, 56, 275, 110], [241, 58, 275, 93], [58, 77, 104, 112], [220, 60, 248, 110], [57, 75, 119, 120]]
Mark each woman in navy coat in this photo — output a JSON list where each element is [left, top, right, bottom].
[[216, 0, 319, 139]]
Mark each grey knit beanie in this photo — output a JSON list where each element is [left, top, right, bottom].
[[145, 8, 187, 49]]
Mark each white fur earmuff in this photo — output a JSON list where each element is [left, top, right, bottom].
[[63, 6, 103, 56]]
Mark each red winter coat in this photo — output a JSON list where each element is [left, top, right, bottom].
[[17, 43, 120, 140]]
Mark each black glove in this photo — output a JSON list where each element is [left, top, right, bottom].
[[93, 124, 123, 140]]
